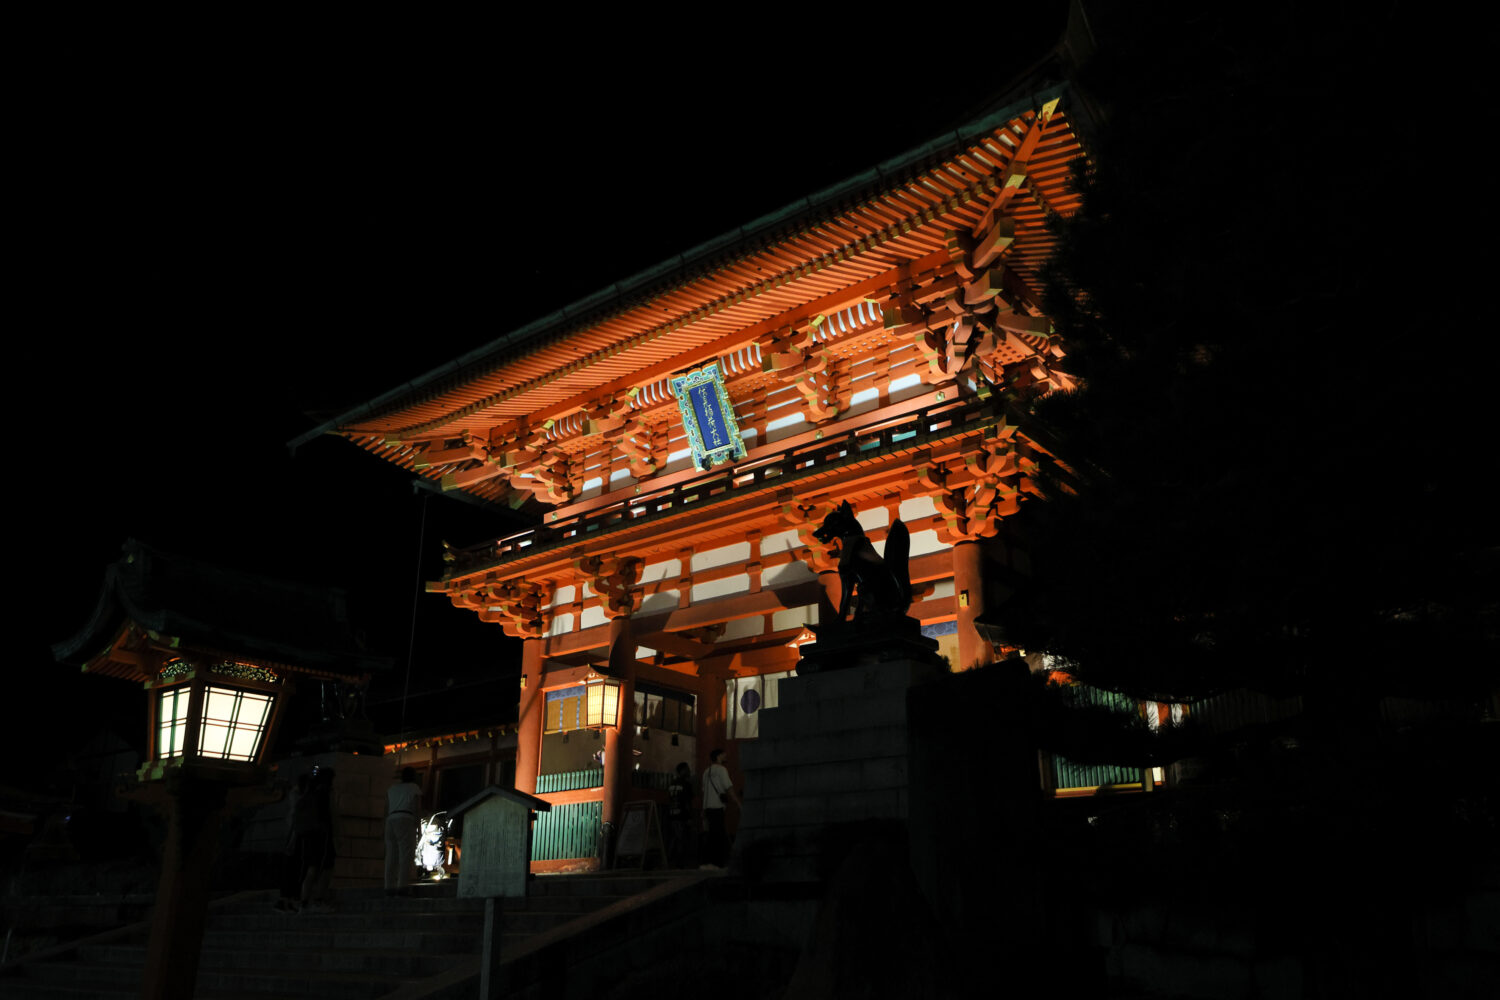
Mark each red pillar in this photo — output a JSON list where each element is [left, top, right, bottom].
[[953, 540, 994, 671], [817, 569, 842, 624], [600, 615, 635, 832], [513, 637, 544, 795]]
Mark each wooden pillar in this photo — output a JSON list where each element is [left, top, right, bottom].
[[694, 659, 729, 775], [140, 775, 223, 1000], [600, 615, 635, 833], [816, 569, 842, 624], [513, 638, 545, 795], [953, 540, 994, 671], [138, 774, 272, 1000]]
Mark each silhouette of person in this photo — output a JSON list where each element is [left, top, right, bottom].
[[701, 749, 739, 869], [385, 766, 423, 896]]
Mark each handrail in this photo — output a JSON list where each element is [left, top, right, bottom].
[[445, 394, 1005, 577]]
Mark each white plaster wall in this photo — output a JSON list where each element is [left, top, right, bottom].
[[764, 560, 815, 587], [551, 586, 576, 608], [691, 574, 750, 603], [765, 411, 806, 439], [549, 613, 574, 637], [664, 445, 695, 475], [759, 528, 803, 557], [637, 589, 680, 615], [579, 606, 608, 630], [848, 384, 880, 409], [908, 529, 946, 557], [899, 495, 938, 521], [640, 559, 681, 584], [772, 604, 819, 632], [887, 370, 925, 403], [691, 542, 751, 572], [718, 616, 766, 642]]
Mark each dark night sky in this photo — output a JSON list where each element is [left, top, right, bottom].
[[15, 14, 1073, 764]]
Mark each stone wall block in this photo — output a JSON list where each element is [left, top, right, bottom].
[[1463, 891, 1500, 953], [1115, 943, 1163, 989], [791, 670, 862, 700], [739, 800, 766, 829], [859, 756, 907, 790], [1164, 905, 1221, 954], [760, 702, 811, 736], [763, 794, 825, 827], [1251, 956, 1304, 998], [1160, 953, 1250, 1000], [1121, 905, 1167, 945], [793, 760, 864, 797], [758, 766, 801, 800], [825, 789, 899, 823], [739, 739, 773, 770]]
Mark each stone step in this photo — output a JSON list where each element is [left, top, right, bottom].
[[192, 965, 414, 999], [214, 891, 483, 916], [14, 958, 145, 991], [0, 980, 138, 1000], [526, 874, 668, 897], [4, 873, 691, 998], [200, 927, 482, 952], [206, 905, 576, 936], [79, 941, 475, 978]]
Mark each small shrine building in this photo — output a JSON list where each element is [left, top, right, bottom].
[[306, 84, 1091, 865]]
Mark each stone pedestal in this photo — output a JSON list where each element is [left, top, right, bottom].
[[732, 656, 942, 882]]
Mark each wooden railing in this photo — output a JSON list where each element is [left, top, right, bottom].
[[536, 768, 604, 793], [447, 393, 1006, 576]]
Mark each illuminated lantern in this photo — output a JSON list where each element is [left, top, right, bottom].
[[54, 540, 390, 1000], [143, 658, 286, 779], [584, 674, 623, 728]]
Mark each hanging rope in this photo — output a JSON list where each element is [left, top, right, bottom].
[[396, 491, 431, 765]]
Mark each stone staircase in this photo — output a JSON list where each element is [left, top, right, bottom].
[[1, 871, 700, 999]]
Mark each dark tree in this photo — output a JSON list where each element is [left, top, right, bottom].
[[1006, 4, 1492, 704], [987, 5, 1496, 992]]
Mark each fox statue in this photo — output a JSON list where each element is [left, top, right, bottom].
[[812, 500, 912, 622]]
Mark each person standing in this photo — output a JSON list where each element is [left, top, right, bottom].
[[666, 762, 695, 868], [298, 767, 338, 912], [700, 749, 738, 869], [274, 772, 310, 913], [384, 766, 423, 896]]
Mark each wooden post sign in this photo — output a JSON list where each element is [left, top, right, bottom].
[[671, 363, 746, 470], [614, 800, 665, 869]]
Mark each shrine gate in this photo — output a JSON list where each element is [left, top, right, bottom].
[[316, 87, 1088, 865]]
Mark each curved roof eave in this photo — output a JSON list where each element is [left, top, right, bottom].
[[289, 81, 1074, 453]]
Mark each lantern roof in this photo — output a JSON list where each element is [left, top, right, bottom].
[[53, 539, 391, 683]]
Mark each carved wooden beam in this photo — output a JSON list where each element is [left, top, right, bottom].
[[575, 554, 645, 619], [779, 499, 838, 573]]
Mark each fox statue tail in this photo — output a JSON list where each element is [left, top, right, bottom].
[[885, 519, 911, 610]]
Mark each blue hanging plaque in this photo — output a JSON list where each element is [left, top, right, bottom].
[[670, 363, 746, 471]]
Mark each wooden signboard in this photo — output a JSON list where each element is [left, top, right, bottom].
[[614, 800, 665, 869]]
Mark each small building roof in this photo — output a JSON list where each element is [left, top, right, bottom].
[[53, 539, 392, 683]]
